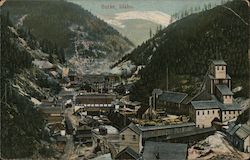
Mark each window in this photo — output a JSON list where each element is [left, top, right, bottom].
[[213, 110, 215, 114], [222, 66, 224, 70], [197, 111, 199, 115], [203, 111, 204, 115], [229, 111, 231, 114], [216, 66, 219, 70], [122, 134, 125, 140], [233, 111, 235, 114], [133, 135, 136, 140], [208, 111, 209, 115], [224, 117, 226, 120], [225, 96, 227, 99]]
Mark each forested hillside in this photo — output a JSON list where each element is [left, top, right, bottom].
[[1, 13, 62, 159], [120, 0, 249, 102], [2, 0, 134, 58]]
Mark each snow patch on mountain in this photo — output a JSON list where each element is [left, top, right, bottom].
[[100, 11, 171, 28]]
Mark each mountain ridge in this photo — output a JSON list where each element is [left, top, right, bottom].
[[119, 0, 250, 103]]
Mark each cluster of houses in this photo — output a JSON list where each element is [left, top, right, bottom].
[[140, 60, 249, 154], [36, 59, 249, 159]]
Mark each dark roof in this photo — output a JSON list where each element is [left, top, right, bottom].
[[187, 90, 212, 104], [166, 127, 216, 140], [216, 85, 233, 96], [38, 107, 63, 114], [120, 123, 141, 135], [76, 93, 116, 99], [158, 91, 188, 104], [139, 123, 195, 132], [77, 125, 92, 131], [115, 146, 140, 160], [191, 100, 220, 110], [228, 123, 240, 136], [226, 123, 250, 140], [143, 141, 187, 160], [235, 124, 250, 140], [82, 75, 105, 83], [212, 60, 227, 66], [218, 103, 241, 111]]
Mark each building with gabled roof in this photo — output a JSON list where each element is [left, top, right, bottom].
[[115, 146, 141, 160], [226, 123, 250, 152], [149, 89, 189, 116], [118, 123, 143, 154], [37, 106, 63, 123], [190, 60, 242, 128]]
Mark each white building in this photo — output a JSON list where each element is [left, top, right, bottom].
[[190, 60, 242, 128]]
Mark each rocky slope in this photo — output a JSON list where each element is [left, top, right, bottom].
[[2, 0, 134, 59], [1, 13, 63, 159]]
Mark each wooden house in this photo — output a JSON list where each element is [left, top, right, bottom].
[[115, 146, 141, 160], [119, 123, 143, 154], [226, 123, 250, 152], [149, 89, 188, 116], [38, 107, 63, 123]]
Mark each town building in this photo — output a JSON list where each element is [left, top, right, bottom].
[[74, 125, 92, 145], [92, 125, 120, 154], [143, 141, 188, 160], [37, 107, 63, 123], [190, 100, 220, 128], [206, 60, 232, 95], [149, 89, 188, 116], [166, 127, 216, 144], [119, 101, 141, 117], [118, 123, 143, 154], [190, 60, 242, 128], [48, 123, 66, 137], [139, 122, 196, 139], [226, 123, 250, 152], [73, 93, 116, 115], [115, 146, 141, 160]]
